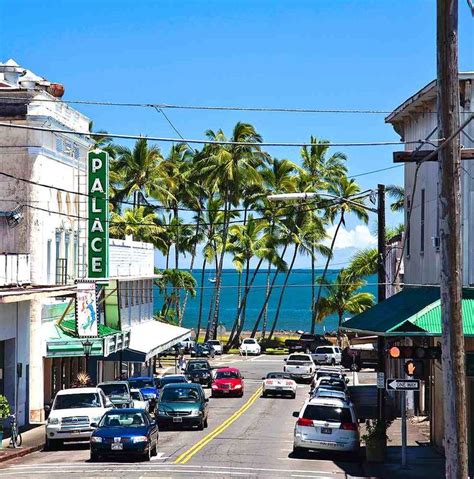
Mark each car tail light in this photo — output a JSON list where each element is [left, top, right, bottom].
[[297, 418, 313, 427], [266, 380, 273, 385], [285, 381, 293, 386], [340, 422, 358, 431]]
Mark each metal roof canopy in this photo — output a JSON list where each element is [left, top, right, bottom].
[[341, 287, 474, 337]]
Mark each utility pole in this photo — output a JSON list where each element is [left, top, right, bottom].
[[437, 1, 468, 477], [377, 184, 386, 422]]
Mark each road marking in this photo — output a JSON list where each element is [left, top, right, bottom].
[[174, 386, 262, 465]]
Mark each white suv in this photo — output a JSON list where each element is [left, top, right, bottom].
[[207, 340, 223, 355], [312, 346, 342, 366], [45, 387, 114, 449], [239, 338, 261, 356], [293, 397, 359, 455]]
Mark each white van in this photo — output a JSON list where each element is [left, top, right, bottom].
[[45, 387, 114, 449]]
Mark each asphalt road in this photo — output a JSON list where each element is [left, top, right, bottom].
[[0, 355, 372, 479]]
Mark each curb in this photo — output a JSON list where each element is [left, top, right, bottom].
[[0, 443, 44, 463]]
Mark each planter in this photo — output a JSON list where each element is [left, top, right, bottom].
[[365, 439, 386, 463]]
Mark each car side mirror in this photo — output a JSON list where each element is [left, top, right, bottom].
[[241, 376, 244, 379], [90, 422, 98, 428], [346, 378, 349, 384], [292, 411, 299, 418], [106, 400, 114, 408], [205, 398, 209, 402], [44, 404, 51, 414], [261, 377, 265, 380], [283, 358, 287, 362]]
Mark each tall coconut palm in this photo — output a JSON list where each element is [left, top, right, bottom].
[[311, 176, 369, 334], [114, 138, 167, 208], [199, 122, 268, 339], [316, 269, 374, 344], [386, 185, 405, 213]]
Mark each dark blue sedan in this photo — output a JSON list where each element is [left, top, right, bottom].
[[90, 409, 159, 461]]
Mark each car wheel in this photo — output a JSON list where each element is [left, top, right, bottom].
[[291, 393, 296, 399], [331, 358, 336, 366], [350, 363, 361, 372], [143, 443, 152, 461], [262, 391, 267, 398], [90, 452, 101, 462], [204, 417, 208, 428], [151, 442, 158, 457], [197, 420, 204, 431]]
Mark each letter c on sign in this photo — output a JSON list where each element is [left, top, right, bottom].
[[91, 237, 102, 253]]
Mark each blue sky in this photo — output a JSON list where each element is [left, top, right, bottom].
[[1, 1, 472, 268]]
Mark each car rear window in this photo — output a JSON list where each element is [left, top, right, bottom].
[[315, 347, 334, 354], [267, 373, 291, 379], [289, 355, 312, 362], [303, 405, 352, 423], [243, 339, 255, 344]]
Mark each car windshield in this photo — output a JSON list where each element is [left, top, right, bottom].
[[130, 391, 142, 400], [316, 371, 341, 379], [128, 379, 154, 389], [159, 376, 187, 386], [303, 405, 352, 423], [208, 341, 220, 346], [215, 371, 239, 379], [161, 387, 201, 402], [289, 355, 311, 362], [287, 360, 312, 366], [267, 373, 291, 379], [187, 363, 209, 371], [243, 339, 255, 344], [318, 380, 345, 391], [99, 384, 128, 397], [99, 412, 146, 427], [53, 393, 101, 410], [316, 347, 334, 354]]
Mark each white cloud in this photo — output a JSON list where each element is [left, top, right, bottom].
[[324, 224, 377, 250]]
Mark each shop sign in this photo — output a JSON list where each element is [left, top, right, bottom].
[[76, 281, 98, 337], [87, 149, 109, 279]]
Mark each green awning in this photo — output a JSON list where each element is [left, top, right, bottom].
[[341, 287, 474, 337], [46, 319, 130, 358]]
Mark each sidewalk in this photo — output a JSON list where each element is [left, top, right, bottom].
[[0, 424, 45, 463], [361, 417, 445, 479]]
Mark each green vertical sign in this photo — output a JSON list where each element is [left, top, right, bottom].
[[88, 150, 109, 279]]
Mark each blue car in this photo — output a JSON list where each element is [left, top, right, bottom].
[[128, 377, 158, 401], [90, 409, 158, 461]]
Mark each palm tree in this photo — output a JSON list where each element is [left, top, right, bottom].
[[198, 122, 268, 339], [346, 248, 378, 278], [386, 185, 405, 213], [113, 138, 166, 208], [316, 269, 374, 344], [311, 176, 369, 334], [89, 121, 117, 159], [156, 269, 197, 325]]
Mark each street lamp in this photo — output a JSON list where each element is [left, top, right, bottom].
[[82, 339, 93, 373]]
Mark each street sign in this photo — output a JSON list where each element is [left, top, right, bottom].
[[377, 372, 385, 389], [386, 379, 420, 391]]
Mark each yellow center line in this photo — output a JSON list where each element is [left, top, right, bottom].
[[174, 386, 263, 465]]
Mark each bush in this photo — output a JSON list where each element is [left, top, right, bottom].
[[0, 396, 10, 431], [361, 419, 393, 446], [259, 338, 285, 350]]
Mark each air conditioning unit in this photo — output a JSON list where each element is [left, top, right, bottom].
[[432, 236, 440, 249]]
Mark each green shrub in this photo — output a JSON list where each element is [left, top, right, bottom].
[[0, 396, 10, 431]]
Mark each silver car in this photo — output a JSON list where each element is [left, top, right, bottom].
[[293, 397, 359, 455]]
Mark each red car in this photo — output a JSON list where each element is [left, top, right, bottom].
[[211, 367, 244, 397]]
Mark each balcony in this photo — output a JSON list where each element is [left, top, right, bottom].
[[0, 254, 31, 287]]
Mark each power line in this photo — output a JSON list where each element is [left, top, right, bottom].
[[0, 95, 437, 114], [0, 121, 442, 148]]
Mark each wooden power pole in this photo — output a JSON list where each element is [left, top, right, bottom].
[[377, 184, 386, 422], [437, 0, 468, 477]]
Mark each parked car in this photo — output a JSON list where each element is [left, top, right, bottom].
[[45, 387, 114, 450], [184, 359, 213, 387], [180, 338, 196, 353], [311, 369, 347, 390], [284, 333, 331, 354], [312, 346, 342, 366], [261, 372, 296, 399], [292, 397, 359, 455], [283, 353, 316, 383], [211, 367, 244, 397], [156, 383, 209, 430], [239, 338, 261, 356], [311, 387, 351, 404], [156, 374, 190, 389], [90, 409, 158, 462], [130, 389, 149, 411], [97, 381, 133, 408], [207, 340, 223, 355], [190, 343, 216, 358], [341, 345, 378, 372]]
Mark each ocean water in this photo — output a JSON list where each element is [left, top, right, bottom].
[[153, 269, 377, 334]]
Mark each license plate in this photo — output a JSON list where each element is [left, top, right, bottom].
[[321, 428, 332, 434], [276, 386, 283, 390], [71, 430, 80, 434], [223, 390, 229, 394], [111, 443, 123, 450], [173, 417, 183, 423]]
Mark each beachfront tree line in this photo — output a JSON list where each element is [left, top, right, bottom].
[[100, 123, 403, 347]]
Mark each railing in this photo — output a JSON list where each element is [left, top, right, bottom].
[[0, 254, 31, 287]]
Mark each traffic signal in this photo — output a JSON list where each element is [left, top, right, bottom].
[[387, 344, 441, 360], [404, 359, 424, 378]]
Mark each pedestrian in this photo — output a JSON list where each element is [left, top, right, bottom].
[[178, 353, 186, 371]]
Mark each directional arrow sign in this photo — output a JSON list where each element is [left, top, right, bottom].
[[386, 379, 420, 391]]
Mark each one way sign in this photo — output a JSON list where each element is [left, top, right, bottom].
[[386, 379, 420, 391]]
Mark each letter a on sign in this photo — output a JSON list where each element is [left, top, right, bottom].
[[88, 150, 109, 279]]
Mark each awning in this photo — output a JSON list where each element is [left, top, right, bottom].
[[125, 320, 191, 362], [46, 319, 130, 358], [341, 287, 474, 337]]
